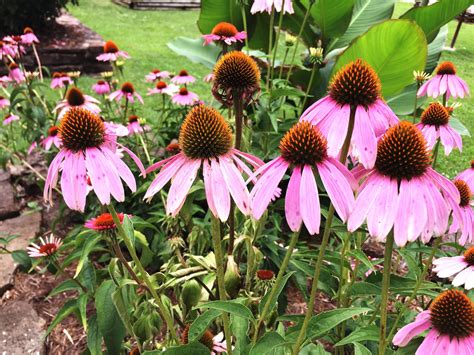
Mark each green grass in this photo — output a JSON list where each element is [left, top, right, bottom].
[[69, 0, 473, 176]]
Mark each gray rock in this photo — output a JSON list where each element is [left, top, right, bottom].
[[0, 171, 20, 220], [0, 300, 45, 354], [0, 212, 42, 293]]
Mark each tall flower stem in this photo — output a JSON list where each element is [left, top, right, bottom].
[[32, 44, 43, 81], [386, 237, 441, 342], [378, 230, 395, 354], [211, 215, 233, 355], [285, 1, 314, 83], [292, 106, 356, 354], [252, 230, 300, 344], [123, 98, 129, 124], [299, 63, 317, 116], [278, 48, 290, 80], [268, 1, 286, 94], [107, 204, 178, 343], [412, 83, 420, 123], [265, 6, 276, 90], [240, 6, 250, 54]]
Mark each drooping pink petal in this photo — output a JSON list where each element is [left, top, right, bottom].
[[285, 166, 302, 232], [352, 106, 377, 168], [210, 158, 231, 222], [326, 104, 351, 159], [44, 150, 66, 203], [85, 148, 111, 204], [392, 310, 431, 347], [102, 147, 136, 192], [60, 151, 87, 212], [394, 178, 423, 247], [146, 154, 179, 174], [143, 155, 187, 200], [300, 165, 320, 235], [116, 142, 146, 177], [219, 155, 251, 215], [166, 159, 201, 216], [203, 159, 218, 218], [366, 175, 397, 239], [426, 168, 460, 204], [415, 329, 439, 355]]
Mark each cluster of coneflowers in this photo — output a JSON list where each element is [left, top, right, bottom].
[[9, 9, 473, 355]]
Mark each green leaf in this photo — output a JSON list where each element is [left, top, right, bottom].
[[87, 314, 102, 355], [45, 299, 77, 336], [386, 84, 426, 116], [332, 0, 395, 49], [426, 25, 448, 73], [308, 0, 356, 40], [197, 0, 243, 34], [95, 280, 126, 355], [112, 288, 134, 335], [349, 282, 381, 296], [307, 308, 371, 339], [198, 300, 255, 321], [354, 342, 372, 355], [300, 343, 331, 355], [48, 279, 81, 298], [162, 342, 212, 354], [335, 325, 379, 346], [259, 271, 295, 316], [188, 309, 221, 342], [250, 331, 287, 355], [332, 20, 427, 97], [400, 0, 473, 42], [347, 250, 374, 273], [231, 314, 250, 354], [74, 234, 101, 278], [450, 116, 471, 137], [122, 215, 135, 246], [167, 37, 221, 70], [78, 293, 89, 331]]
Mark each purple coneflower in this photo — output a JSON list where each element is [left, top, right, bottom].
[[147, 81, 178, 96], [109, 82, 143, 104], [40, 126, 61, 151], [203, 22, 247, 46], [300, 59, 398, 168], [51, 72, 73, 89], [171, 70, 195, 85], [446, 180, 473, 246], [55, 87, 101, 119], [251, 0, 294, 14], [416, 102, 462, 156], [417, 61, 470, 99], [145, 69, 170, 82], [457, 160, 474, 191], [348, 122, 460, 247], [92, 80, 110, 95], [127, 115, 148, 135], [3, 113, 19, 125], [44, 107, 145, 212], [27, 234, 62, 258], [171, 87, 199, 106], [0, 40, 16, 59], [251, 121, 356, 235], [144, 105, 262, 221], [433, 247, 474, 290], [8, 63, 25, 84], [203, 73, 214, 83], [21, 27, 39, 45], [393, 289, 474, 353], [96, 40, 130, 62], [85, 212, 125, 231], [0, 96, 9, 109]]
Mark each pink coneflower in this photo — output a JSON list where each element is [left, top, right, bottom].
[[85, 212, 125, 231], [28, 141, 37, 154], [433, 247, 474, 290], [109, 82, 144, 104], [92, 80, 110, 95], [3, 113, 19, 125], [50, 72, 73, 89], [300, 59, 399, 168], [251, 121, 356, 234], [203, 73, 214, 83], [348, 122, 460, 247], [8, 63, 25, 84], [55, 87, 101, 119], [144, 105, 262, 221], [27, 234, 62, 258], [416, 102, 462, 155], [171, 87, 199, 106], [40, 126, 61, 151], [96, 40, 130, 62], [447, 180, 473, 246], [145, 69, 170, 82], [171, 70, 196, 85], [21, 27, 39, 45], [104, 121, 129, 137], [251, 0, 294, 14], [127, 115, 148, 135], [0, 40, 16, 59], [0, 96, 9, 109], [44, 107, 145, 212], [147, 81, 179, 96], [393, 289, 474, 353], [203, 22, 247, 46], [182, 326, 228, 354], [417, 61, 470, 99], [457, 161, 474, 192]]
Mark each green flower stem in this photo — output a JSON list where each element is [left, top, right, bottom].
[[432, 138, 441, 169], [241, 6, 250, 54], [285, 1, 314, 83], [51, 259, 88, 293], [252, 230, 301, 344], [123, 98, 129, 124], [278, 48, 290, 80], [387, 237, 441, 343], [292, 106, 356, 354], [265, 6, 276, 91], [299, 63, 318, 116], [138, 134, 151, 164], [412, 83, 420, 123], [268, 1, 286, 94], [211, 215, 233, 355], [107, 204, 178, 343], [378, 230, 395, 355]]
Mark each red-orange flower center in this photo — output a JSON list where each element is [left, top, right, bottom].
[[23, 27, 34, 34], [156, 81, 167, 90], [39, 243, 58, 255], [455, 180, 471, 207], [375, 122, 431, 180], [280, 121, 328, 166], [9, 62, 19, 70], [48, 126, 58, 137], [97, 80, 106, 85], [181, 325, 215, 351], [436, 61, 456, 75], [212, 22, 239, 37], [179, 70, 189, 76], [420, 102, 450, 127], [464, 247, 474, 266], [152, 69, 161, 74], [471, 160, 474, 169], [93, 213, 125, 229], [179, 87, 188, 95], [104, 40, 119, 53], [429, 289, 474, 338], [121, 82, 134, 94], [256, 269, 275, 280], [59, 108, 105, 152], [66, 87, 85, 106], [128, 115, 139, 123]]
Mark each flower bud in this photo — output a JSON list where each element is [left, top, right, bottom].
[[181, 279, 202, 310], [224, 255, 241, 298]]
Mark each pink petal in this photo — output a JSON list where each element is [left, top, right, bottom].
[[352, 106, 377, 168], [366, 175, 397, 239], [210, 158, 231, 221], [219, 155, 251, 215], [300, 165, 320, 235], [144, 155, 186, 200], [60, 151, 87, 212], [203, 159, 218, 218], [44, 150, 66, 203], [166, 159, 200, 216], [102, 147, 137, 192], [285, 166, 303, 232], [393, 310, 431, 347]]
